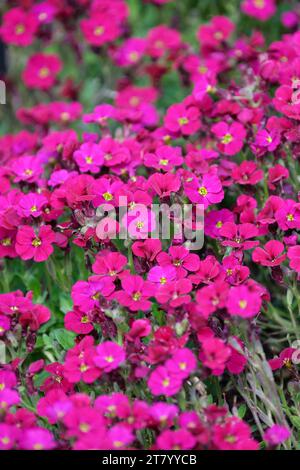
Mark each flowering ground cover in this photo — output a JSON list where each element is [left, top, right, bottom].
[[1, 0, 300, 451]]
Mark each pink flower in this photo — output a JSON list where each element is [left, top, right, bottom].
[[241, 0, 276, 22], [287, 245, 300, 273], [0, 8, 39, 47], [148, 172, 181, 198], [252, 240, 286, 267], [22, 53, 62, 90], [226, 285, 262, 318], [199, 338, 231, 374], [17, 192, 48, 218], [108, 424, 134, 450], [184, 173, 224, 208], [146, 25, 181, 58], [269, 347, 296, 370], [157, 246, 200, 277], [166, 349, 197, 379], [275, 200, 300, 230], [204, 209, 234, 239], [71, 277, 115, 310], [0, 228, 17, 258], [20, 427, 55, 450], [232, 161, 264, 185], [255, 129, 280, 151], [64, 309, 94, 335], [144, 145, 183, 171], [213, 417, 258, 450], [147, 265, 177, 285], [148, 366, 182, 396], [15, 225, 55, 262], [195, 281, 230, 318], [157, 429, 196, 450], [212, 121, 246, 155], [155, 279, 192, 307], [92, 251, 127, 280], [93, 341, 125, 372], [264, 425, 291, 446], [219, 222, 259, 250], [268, 164, 289, 190], [197, 16, 235, 48], [115, 38, 147, 66], [80, 14, 120, 46], [164, 103, 201, 136], [0, 423, 18, 450], [0, 315, 10, 336], [74, 142, 104, 173], [115, 275, 156, 311]]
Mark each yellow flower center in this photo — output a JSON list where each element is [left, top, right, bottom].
[[214, 31, 223, 40], [39, 67, 50, 78], [85, 156, 93, 164], [94, 26, 104, 36], [30, 205, 37, 213], [136, 221, 144, 229], [160, 277, 167, 285], [25, 169, 33, 176], [162, 378, 170, 387], [105, 356, 114, 363], [103, 192, 113, 201], [178, 117, 189, 126], [287, 213, 294, 221], [221, 133, 233, 144], [132, 291, 141, 301], [81, 315, 89, 323], [15, 24, 25, 35], [79, 423, 90, 433], [129, 51, 139, 62], [216, 221, 223, 228], [1, 238, 11, 246], [198, 186, 208, 196], [32, 237, 42, 247], [254, 0, 265, 8], [239, 300, 247, 309], [159, 159, 169, 166]]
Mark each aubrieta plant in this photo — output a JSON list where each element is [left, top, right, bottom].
[[0, 0, 300, 451]]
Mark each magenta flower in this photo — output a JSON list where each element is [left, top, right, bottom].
[[287, 245, 300, 273], [0, 423, 18, 450], [213, 417, 258, 450], [166, 349, 197, 379], [232, 161, 264, 185], [155, 279, 192, 307], [268, 164, 289, 190], [226, 285, 262, 318], [16, 225, 55, 262], [144, 145, 183, 171], [157, 429, 196, 450], [252, 240, 286, 267], [219, 222, 259, 250], [164, 103, 201, 136], [255, 129, 280, 151], [264, 425, 291, 446], [74, 142, 104, 173], [148, 366, 183, 397], [204, 209, 234, 239], [241, 0, 276, 22], [115, 275, 155, 311], [148, 172, 181, 198], [64, 309, 94, 335], [92, 251, 127, 280], [0, 228, 17, 258], [269, 347, 296, 370], [71, 277, 115, 310], [199, 338, 231, 374], [80, 14, 120, 47], [93, 341, 125, 372], [275, 200, 300, 230], [157, 246, 200, 277], [0, 7, 39, 47], [212, 121, 246, 155], [197, 16, 235, 48], [184, 173, 224, 207], [22, 53, 62, 90], [17, 192, 48, 218], [20, 427, 55, 450], [147, 265, 177, 285]]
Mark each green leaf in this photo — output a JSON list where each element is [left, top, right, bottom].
[[52, 329, 75, 351]]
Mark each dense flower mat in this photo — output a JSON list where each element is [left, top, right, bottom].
[[0, 0, 300, 450]]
